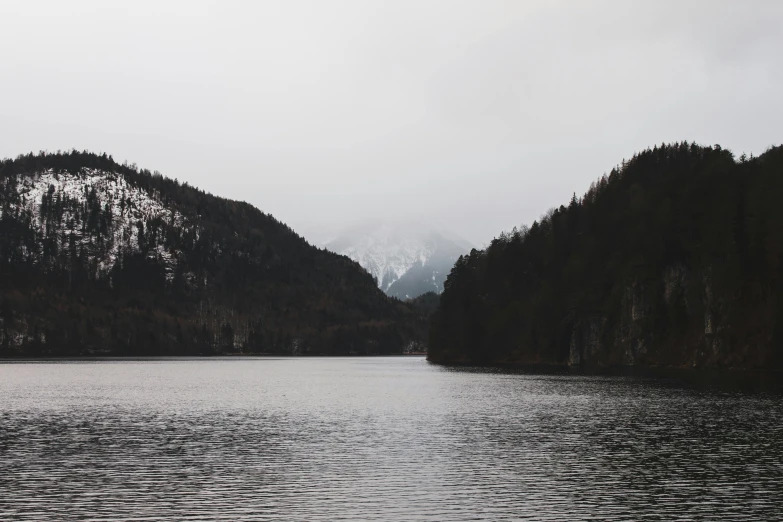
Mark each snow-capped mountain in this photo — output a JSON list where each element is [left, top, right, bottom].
[[325, 222, 471, 299]]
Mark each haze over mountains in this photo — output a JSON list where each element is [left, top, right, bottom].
[[325, 222, 471, 299], [4, 142, 783, 372]]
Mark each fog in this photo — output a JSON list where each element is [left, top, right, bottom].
[[1, 0, 781, 246]]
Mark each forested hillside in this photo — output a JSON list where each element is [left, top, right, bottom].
[[0, 151, 426, 356], [429, 142, 783, 370]]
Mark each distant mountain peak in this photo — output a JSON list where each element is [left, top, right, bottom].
[[325, 221, 470, 299]]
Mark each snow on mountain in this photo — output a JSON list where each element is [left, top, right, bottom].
[[1, 167, 195, 280], [325, 222, 470, 299]]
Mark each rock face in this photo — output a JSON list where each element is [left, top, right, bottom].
[[566, 266, 738, 368], [429, 142, 783, 370], [326, 222, 470, 299], [0, 151, 426, 356]]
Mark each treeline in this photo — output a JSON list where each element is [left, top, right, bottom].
[[1, 150, 427, 356], [429, 142, 783, 370]]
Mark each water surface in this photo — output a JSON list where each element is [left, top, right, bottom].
[[1, 357, 781, 520]]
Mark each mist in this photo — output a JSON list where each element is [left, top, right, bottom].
[[1, 0, 781, 246]]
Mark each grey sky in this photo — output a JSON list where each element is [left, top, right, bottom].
[[1, 1, 781, 246]]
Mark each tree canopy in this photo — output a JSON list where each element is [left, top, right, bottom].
[[429, 142, 783, 370]]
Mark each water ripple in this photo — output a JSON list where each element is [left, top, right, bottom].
[[0, 358, 781, 520]]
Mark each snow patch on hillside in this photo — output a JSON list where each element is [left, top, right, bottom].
[[2, 168, 194, 279]]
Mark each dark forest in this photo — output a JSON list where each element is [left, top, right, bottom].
[[429, 143, 783, 370]]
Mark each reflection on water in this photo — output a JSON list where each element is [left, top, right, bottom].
[[1, 357, 781, 520]]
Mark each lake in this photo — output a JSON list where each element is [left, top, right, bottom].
[[1, 357, 781, 520]]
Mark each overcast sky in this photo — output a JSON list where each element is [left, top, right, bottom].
[[1, 1, 781, 246]]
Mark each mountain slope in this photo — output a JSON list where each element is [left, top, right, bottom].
[[0, 151, 426, 356], [326, 223, 470, 299], [429, 142, 783, 370]]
